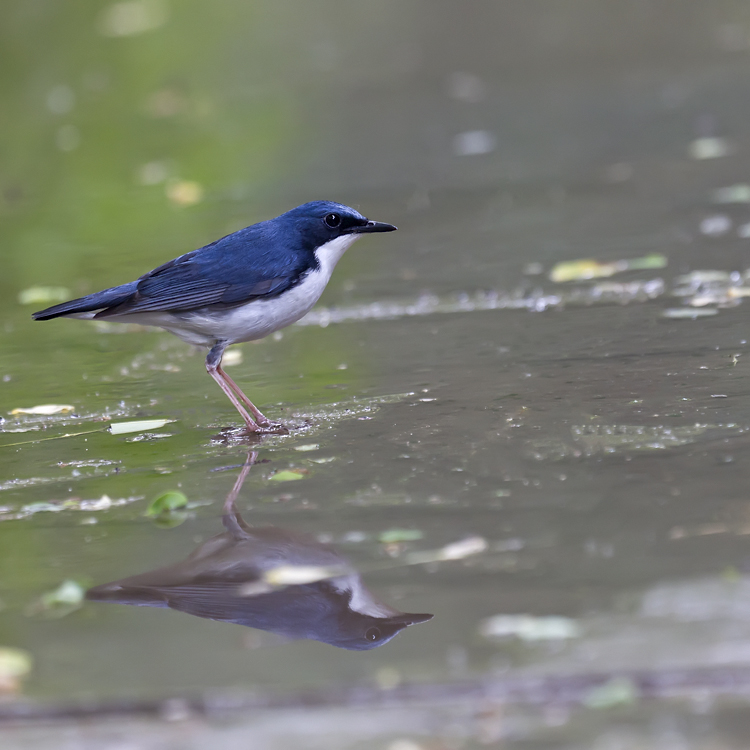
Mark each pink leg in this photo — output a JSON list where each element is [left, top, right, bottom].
[[206, 364, 261, 432], [217, 364, 272, 427]]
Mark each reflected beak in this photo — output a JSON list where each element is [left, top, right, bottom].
[[353, 219, 398, 234], [393, 612, 434, 626]]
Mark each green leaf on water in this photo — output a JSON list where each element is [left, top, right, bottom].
[[26, 579, 87, 619], [583, 677, 638, 708], [41, 579, 85, 608], [145, 490, 188, 517], [378, 528, 424, 543], [268, 469, 307, 482]]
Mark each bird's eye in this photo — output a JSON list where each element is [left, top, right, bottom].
[[365, 627, 381, 641], [324, 213, 342, 229]]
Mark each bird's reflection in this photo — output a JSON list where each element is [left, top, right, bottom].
[[87, 454, 432, 650]]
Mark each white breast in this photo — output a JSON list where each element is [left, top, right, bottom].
[[120, 233, 362, 347]]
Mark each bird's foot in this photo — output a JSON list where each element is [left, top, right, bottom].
[[251, 420, 289, 435]]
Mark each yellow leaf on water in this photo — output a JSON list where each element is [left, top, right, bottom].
[[268, 469, 307, 482], [17, 286, 71, 305], [0, 647, 32, 694], [550, 259, 619, 282], [10, 404, 75, 416], [549, 254, 667, 283], [166, 179, 203, 206]]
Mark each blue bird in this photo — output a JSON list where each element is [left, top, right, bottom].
[[33, 201, 397, 432]]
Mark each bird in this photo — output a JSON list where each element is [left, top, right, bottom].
[[32, 201, 397, 432], [87, 454, 433, 650]]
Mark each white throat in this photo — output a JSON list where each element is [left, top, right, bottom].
[[314, 233, 362, 277]]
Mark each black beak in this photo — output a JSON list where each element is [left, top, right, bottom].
[[354, 219, 397, 234]]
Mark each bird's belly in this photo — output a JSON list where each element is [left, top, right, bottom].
[[148, 267, 331, 346]]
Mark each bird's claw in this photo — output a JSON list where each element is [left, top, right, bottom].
[[246, 421, 288, 435]]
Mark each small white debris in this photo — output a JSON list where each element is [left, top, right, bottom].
[[689, 137, 732, 160], [438, 536, 488, 560], [453, 130, 496, 156], [55, 125, 81, 152], [221, 348, 243, 366], [46, 85, 75, 115], [522, 262, 544, 276], [446, 72, 486, 103], [479, 614, 581, 641], [137, 161, 168, 185], [700, 215, 732, 236], [662, 308, 719, 319], [80, 495, 112, 511], [99, 0, 169, 37]]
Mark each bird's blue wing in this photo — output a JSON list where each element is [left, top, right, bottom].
[[96, 225, 314, 317]]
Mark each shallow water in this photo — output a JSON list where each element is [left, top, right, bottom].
[[5, 2, 750, 747]]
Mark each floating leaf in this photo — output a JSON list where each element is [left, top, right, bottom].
[[479, 614, 581, 641], [145, 490, 188, 517], [406, 536, 487, 565], [109, 419, 172, 435], [27, 580, 86, 619], [436, 536, 487, 560], [268, 469, 307, 483], [42, 580, 85, 607], [10, 404, 75, 416], [662, 307, 718, 319], [549, 254, 667, 283], [166, 179, 203, 206], [151, 511, 189, 529], [378, 528, 424, 544], [18, 286, 71, 306], [583, 677, 638, 708]]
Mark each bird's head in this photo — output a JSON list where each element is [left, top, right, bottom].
[[329, 610, 434, 651], [275, 201, 397, 268]]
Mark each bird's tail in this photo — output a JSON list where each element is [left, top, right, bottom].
[[32, 282, 138, 321]]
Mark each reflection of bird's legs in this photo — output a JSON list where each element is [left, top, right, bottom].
[[224, 451, 258, 515], [221, 452, 258, 537], [206, 342, 260, 432]]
